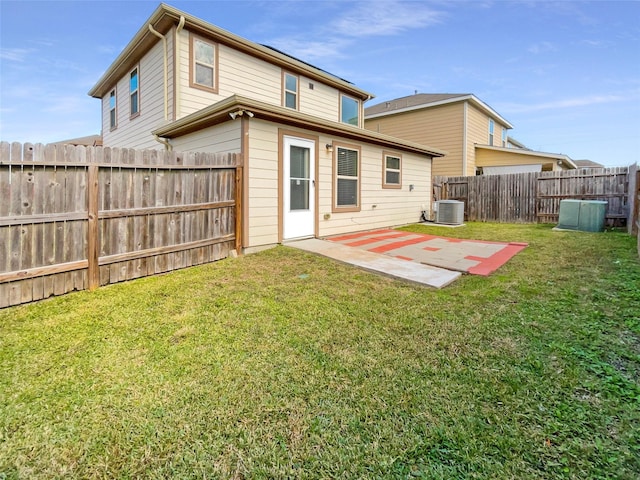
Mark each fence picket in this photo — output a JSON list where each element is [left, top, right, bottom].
[[1, 144, 240, 308], [435, 166, 634, 227]]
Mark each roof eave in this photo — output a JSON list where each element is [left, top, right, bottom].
[[89, 4, 373, 101], [153, 95, 446, 157]]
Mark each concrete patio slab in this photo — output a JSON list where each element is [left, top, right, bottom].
[[287, 238, 461, 288], [328, 230, 528, 276]]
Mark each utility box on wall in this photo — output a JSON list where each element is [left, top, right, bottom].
[[557, 200, 608, 232]]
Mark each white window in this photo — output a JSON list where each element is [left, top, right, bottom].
[[334, 146, 360, 211], [502, 128, 507, 147], [190, 34, 217, 92], [340, 95, 360, 126], [383, 153, 402, 188], [109, 89, 117, 130], [283, 72, 298, 109], [489, 119, 495, 146]]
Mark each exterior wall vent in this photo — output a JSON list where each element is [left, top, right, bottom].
[[435, 200, 464, 225]]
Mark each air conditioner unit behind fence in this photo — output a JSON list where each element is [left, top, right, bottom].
[[435, 200, 464, 225]]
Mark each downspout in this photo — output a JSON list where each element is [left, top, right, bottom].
[[154, 135, 172, 151], [462, 102, 468, 175], [148, 24, 168, 121], [175, 15, 186, 119]]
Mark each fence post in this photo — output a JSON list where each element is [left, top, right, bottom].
[[235, 164, 243, 254], [628, 163, 638, 235], [87, 161, 100, 290]]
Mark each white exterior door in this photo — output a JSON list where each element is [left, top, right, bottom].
[[283, 136, 315, 240]]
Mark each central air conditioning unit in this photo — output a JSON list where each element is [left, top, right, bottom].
[[435, 200, 464, 225]]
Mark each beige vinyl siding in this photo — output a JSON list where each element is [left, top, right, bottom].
[[245, 120, 280, 247], [169, 121, 242, 153], [319, 141, 430, 237], [465, 103, 491, 175], [177, 31, 280, 118], [176, 30, 345, 122], [102, 40, 169, 149], [476, 148, 564, 171], [298, 76, 340, 121], [365, 102, 464, 177], [240, 119, 432, 247]]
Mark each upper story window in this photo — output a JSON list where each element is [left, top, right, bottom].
[[190, 34, 218, 93], [109, 89, 117, 130], [283, 72, 298, 109], [502, 128, 507, 147], [334, 145, 360, 212], [382, 152, 402, 188], [340, 95, 360, 126], [129, 67, 139, 117], [488, 119, 495, 146]]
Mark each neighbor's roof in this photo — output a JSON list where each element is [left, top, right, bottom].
[[50, 134, 103, 147], [475, 144, 577, 169], [152, 95, 446, 158], [574, 159, 605, 169], [364, 93, 514, 129], [89, 3, 373, 101]]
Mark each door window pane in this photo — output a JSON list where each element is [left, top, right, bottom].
[[290, 145, 310, 211], [290, 180, 309, 210]]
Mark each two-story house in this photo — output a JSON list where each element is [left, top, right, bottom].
[[89, 4, 444, 252], [364, 93, 576, 177]]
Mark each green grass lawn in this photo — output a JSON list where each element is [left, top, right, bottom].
[[1, 223, 639, 479]]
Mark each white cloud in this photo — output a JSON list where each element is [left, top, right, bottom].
[[266, 0, 445, 63], [499, 93, 635, 114], [331, 1, 444, 37], [528, 41, 557, 54], [0, 47, 33, 62]]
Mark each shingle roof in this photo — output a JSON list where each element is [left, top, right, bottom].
[[365, 93, 470, 116], [364, 93, 513, 129]]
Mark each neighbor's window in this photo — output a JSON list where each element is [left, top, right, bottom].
[[502, 128, 507, 147], [340, 95, 360, 126], [129, 67, 139, 117], [383, 153, 402, 188], [488, 119, 495, 146], [334, 145, 360, 211], [190, 34, 218, 92], [109, 89, 117, 130], [283, 72, 298, 109]]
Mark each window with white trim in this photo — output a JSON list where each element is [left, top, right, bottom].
[[190, 34, 217, 92], [340, 95, 360, 126], [129, 67, 139, 117], [334, 146, 360, 210], [502, 128, 507, 147], [383, 153, 402, 188], [283, 72, 298, 109], [488, 119, 495, 146], [109, 89, 117, 130]]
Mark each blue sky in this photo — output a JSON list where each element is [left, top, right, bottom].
[[1, 0, 639, 167]]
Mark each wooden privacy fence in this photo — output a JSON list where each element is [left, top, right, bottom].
[[434, 166, 634, 227], [1, 142, 243, 308]]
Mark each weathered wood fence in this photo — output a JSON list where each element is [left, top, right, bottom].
[[0, 142, 243, 308], [434, 166, 635, 228]]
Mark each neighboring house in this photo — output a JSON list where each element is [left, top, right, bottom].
[[51, 134, 103, 147], [364, 93, 576, 177], [88, 4, 444, 252], [574, 159, 605, 169]]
